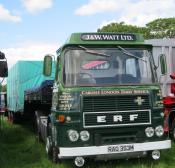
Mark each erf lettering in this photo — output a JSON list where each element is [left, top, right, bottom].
[[130, 114, 138, 121], [97, 114, 139, 123], [97, 116, 106, 123], [113, 115, 122, 122]]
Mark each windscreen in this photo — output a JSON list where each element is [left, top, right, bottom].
[[63, 47, 155, 87]]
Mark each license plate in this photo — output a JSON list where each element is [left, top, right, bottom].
[[107, 144, 134, 153]]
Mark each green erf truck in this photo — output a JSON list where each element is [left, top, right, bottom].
[[7, 33, 171, 167]]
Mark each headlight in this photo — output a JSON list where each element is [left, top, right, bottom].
[[80, 131, 90, 141], [145, 127, 154, 137], [155, 125, 164, 137], [68, 130, 79, 142]]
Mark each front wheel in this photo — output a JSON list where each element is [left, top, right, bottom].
[[52, 146, 59, 163], [46, 122, 60, 163], [35, 111, 42, 142]]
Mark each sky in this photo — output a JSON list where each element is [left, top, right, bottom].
[[0, 0, 175, 69]]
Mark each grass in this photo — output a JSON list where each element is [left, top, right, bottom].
[[0, 118, 175, 168]]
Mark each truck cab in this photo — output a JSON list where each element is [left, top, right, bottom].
[[43, 33, 171, 166]]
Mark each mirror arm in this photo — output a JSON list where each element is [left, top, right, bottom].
[[155, 54, 162, 70]]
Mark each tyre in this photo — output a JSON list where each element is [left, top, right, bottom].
[[46, 122, 59, 164], [46, 135, 52, 158], [35, 111, 42, 142], [9, 112, 20, 124], [52, 146, 59, 164]]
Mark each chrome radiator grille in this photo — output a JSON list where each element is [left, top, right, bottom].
[[82, 95, 151, 128]]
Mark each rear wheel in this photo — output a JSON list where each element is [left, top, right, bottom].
[[8, 112, 20, 124]]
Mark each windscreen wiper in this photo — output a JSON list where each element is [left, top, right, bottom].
[[117, 46, 147, 62], [79, 45, 111, 57]]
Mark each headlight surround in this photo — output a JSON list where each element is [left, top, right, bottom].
[[145, 127, 154, 137], [80, 131, 90, 141], [68, 130, 79, 142], [155, 125, 164, 137]]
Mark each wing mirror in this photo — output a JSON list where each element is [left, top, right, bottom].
[[159, 54, 167, 75], [0, 51, 8, 77], [0, 51, 5, 59], [43, 54, 53, 76]]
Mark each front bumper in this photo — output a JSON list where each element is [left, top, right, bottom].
[[58, 140, 171, 159]]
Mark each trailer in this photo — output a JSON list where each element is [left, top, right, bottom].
[[7, 33, 171, 167], [146, 39, 175, 140], [7, 61, 54, 123], [25, 80, 54, 142]]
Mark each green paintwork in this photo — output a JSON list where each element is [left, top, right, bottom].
[[52, 85, 164, 147], [65, 32, 144, 44], [57, 32, 152, 54]]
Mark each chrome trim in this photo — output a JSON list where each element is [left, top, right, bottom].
[[58, 140, 171, 158], [83, 109, 151, 128]]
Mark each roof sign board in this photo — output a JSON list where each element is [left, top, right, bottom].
[[81, 33, 136, 41]]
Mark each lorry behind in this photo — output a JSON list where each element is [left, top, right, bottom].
[[7, 33, 171, 167], [146, 39, 175, 140]]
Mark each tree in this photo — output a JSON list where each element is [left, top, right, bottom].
[[97, 22, 150, 38], [97, 18, 175, 39], [146, 18, 175, 38]]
